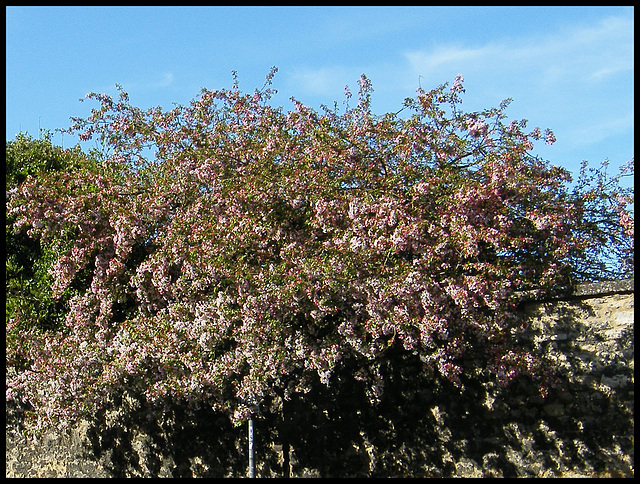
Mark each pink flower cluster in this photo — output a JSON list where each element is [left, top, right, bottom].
[[467, 118, 488, 139]]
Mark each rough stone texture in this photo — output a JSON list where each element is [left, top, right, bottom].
[[6, 280, 634, 477]]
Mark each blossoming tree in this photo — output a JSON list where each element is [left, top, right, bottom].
[[6, 68, 633, 431]]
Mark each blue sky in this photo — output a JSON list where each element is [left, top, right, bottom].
[[6, 6, 634, 181]]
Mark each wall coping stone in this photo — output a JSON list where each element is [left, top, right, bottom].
[[516, 278, 633, 304]]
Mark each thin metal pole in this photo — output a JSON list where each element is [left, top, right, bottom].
[[248, 417, 255, 478]]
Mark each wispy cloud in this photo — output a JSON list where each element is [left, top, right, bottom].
[[568, 112, 634, 147], [403, 15, 633, 90], [287, 65, 365, 100], [151, 72, 175, 89], [82, 72, 176, 100], [404, 44, 498, 75], [131, 71, 176, 92]]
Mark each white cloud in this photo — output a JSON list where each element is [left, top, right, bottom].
[[567, 112, 634, 147], [152, 72, 174, 88], [404, 44, 499, 75], [288, 65, 368, 100], [289, 67, 342, 97], [82, 72, 176, 100], [403, 15, 633, 88]]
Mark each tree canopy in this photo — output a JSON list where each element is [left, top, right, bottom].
[[6, 69, 634, 432]]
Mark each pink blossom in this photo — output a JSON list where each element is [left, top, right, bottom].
[[545, 129, 556, 145], [450, 74, 465, 93], [467, 118, 488, 138]]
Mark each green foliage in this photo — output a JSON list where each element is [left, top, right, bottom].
[[6, 133, 94, 367]]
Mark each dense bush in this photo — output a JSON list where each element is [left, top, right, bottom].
[[6, 69, 633, 432], [6, 133, 98, 372]]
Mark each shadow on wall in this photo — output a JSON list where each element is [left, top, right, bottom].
[[253, 323, 633, 479]]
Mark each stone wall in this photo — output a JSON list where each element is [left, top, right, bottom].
[[6, 279, 634, 477]]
